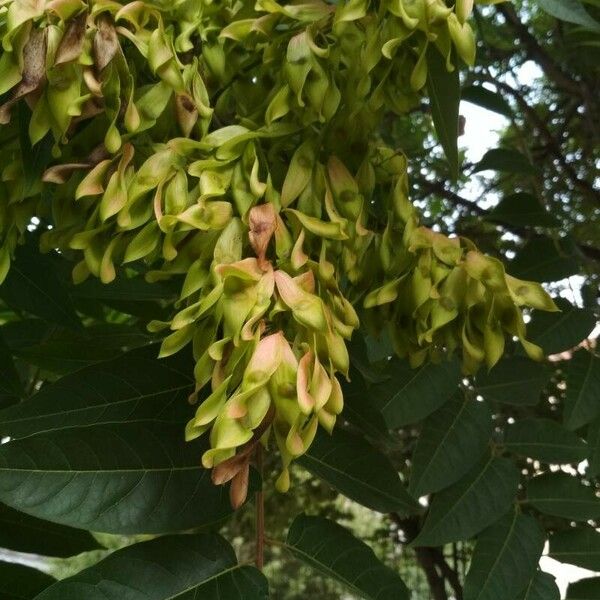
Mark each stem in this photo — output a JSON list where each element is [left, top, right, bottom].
[[414, 547, 449, 600], [390, 514, 458, 600], [255, 444, 265, 571]]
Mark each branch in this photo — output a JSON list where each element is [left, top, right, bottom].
[[390, 514, 454, 600], [481, 76, 599, 204], [414, 179, 486, 216], [434, 552, 464, 600], [495, 4, 582, 96], [255, 445, 265, 571], [413, 178, 600, 265]]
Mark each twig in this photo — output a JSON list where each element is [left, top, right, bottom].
[[390, 514, 452, 600], [255, 444, 265, 571]]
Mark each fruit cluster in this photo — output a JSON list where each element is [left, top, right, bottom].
[[0, 0, 555, 503]]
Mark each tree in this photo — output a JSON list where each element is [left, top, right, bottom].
[[0, 0, 598, 599]]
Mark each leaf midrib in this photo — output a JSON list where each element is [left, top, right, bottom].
[[0, 382, 191, 428], [301, 452, 414, 512], [416, 455, 498, 542], [475, 512, 519, 600], [411, 400, 471, 495]]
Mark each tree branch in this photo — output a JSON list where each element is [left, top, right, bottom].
[[390, 514, 461, 600], [413, 178, 600, 265], [480, 75, 599, 204], [414, 179, 486, 216], [495, 4, 582, 96], [255, 445, 265, 571]]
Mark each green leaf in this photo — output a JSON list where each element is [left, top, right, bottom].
[[375, 357, 461, 428], [0, 502, 101, 557], [517, 572, 560, 600], [412, 454, 519, 547], [349, 334, 392, 384], [71, 275, 176, 302], [539, 0, 600, 32], [6, 322, 153, 376], [464, 510, 545, 600], [299, 428, 419, 515], [0, 346, 193, 439], [485, 193, 559, 228], [36, 534, 268, 600], [0, 319, 54, 351], [587, 417, 600, 477], [18, 103, 54, 197], [504, 418, 588, 464], [0, 333, 23, 408], [564, 350, 600, 430], [409, 397, 493, 497], [528, 298, 597, 355], [566, 577, 600, 599], [341, 368, 390, 440], [462, 85, 513, 118], [0, 423, 239, 534], [526, 473, 600, 521], [286, 515, 409, 600], [475, 356, 550, 406], [0, 562, 55, 600], [549, 527, 600, 571], [510, 237, 581, 283], [473, 148, 536, 175], [427, 45, 460, 179], [0, 243, 80, 330]]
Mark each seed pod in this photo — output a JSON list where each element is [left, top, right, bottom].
[[448, 14, 476, 66], [455, 0, 475, 24]]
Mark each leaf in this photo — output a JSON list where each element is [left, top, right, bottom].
[[0, 243, 80, 330], [286, 515, 410, 600], [0, 333, 23, 408], [0, 319, 54, 351], [349, 334, 392, 383], [473, 148, 536, 175], [517, 571, 560, 600], [526, 473, 600, 521], [566, 577, 600, 599], [528, 298, 597, 355], [6, 322, 153, 376], [0, 345, 194, 439], [0, 423, 240, 534], [426, 45, 460, 179], [587, 417, 600, 477], [463, 510, 545, 600], [409, 397, 493, 497], [299, 428, 419, 515], [539, 0, 600, 32], [375, 357, 461, 428], [549, 527, 600, 571], [0, 562, 55, 600], [36, 534, 268, 600], [412, 454, 519, 547], [341, 368, 390, 440], [0, 502, 101, 557], [504, 418, 588, 464], [71, 275, 176, 302], [18, 103, 54, 196], [485, 192, 559, 228], [510, 236, 581, 283], [564, 350, 600, 430], [462, 85, 513, 118], [475, 356, 550, 406]]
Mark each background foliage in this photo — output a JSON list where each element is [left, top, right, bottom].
[[0, 1, 599, 599]]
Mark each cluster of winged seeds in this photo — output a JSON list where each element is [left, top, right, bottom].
[[0, 0, 556, 504]]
